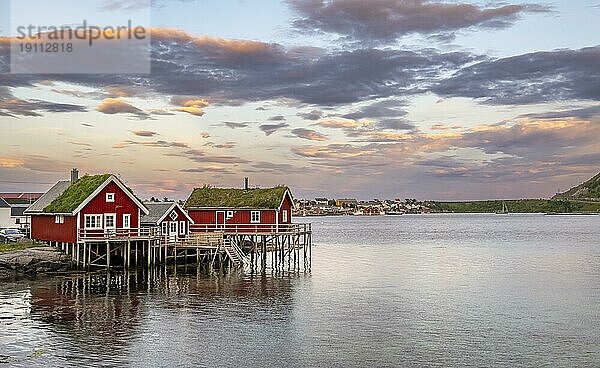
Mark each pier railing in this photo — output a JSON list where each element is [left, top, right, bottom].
[[189, 223, 311, 235], [79, 227, 161, 241]]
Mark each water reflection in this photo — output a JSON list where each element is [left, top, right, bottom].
[[1, 268, 303, 367]]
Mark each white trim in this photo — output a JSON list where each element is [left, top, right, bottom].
[[76, 212, 81, 243], [104, 213, 117, 229], [84, 214, 103, 230], [275, 209, 279, 232], [73, 175, 149, 216], [179, 221, 186, 235], [277, 189, 294, 211], [155, 203, 195, 224], [215, 211, 226, 229], [250, 211, 261, 224], [54, 215, 64, 224], [106, 192, 115, 202], [282, 209, 288, 223], [123, 213, 131, 229]]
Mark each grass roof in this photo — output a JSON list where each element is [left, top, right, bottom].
[[44, 174, 111, 213], [184, 186, 289, 209]]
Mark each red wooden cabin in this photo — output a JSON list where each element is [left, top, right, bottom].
[[184, 185, 294, 233], [141, 202, 194, 243], [25, 170, 149, 244]]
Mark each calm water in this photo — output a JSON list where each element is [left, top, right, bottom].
[[1, 214, 599, 367]]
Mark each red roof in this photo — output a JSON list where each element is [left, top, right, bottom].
[[0, 193, 44, 200]]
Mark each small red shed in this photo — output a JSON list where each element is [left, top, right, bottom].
[[141, 202, 194, 242], [25, 171, 149, 244], [184, 186, 294, 233]]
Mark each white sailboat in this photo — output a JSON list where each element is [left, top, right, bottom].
[[496, 201, 509, 215]]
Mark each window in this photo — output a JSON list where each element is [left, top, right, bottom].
[[161, 222, 168, 235], [170, 221, 177, 234], [106, 193, 115, 202], [179, 221, 186, 235], [170, 211, 178, 220], [123, 214, 131, 229], [84, 214, 103, 229], [227, 211, 234, 218], [104, 214, 116, 229], [282, 210, 288, 223], [251, 211, 261, 223], [55, 215, 64, 224]]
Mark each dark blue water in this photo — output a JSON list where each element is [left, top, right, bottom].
[[1, 214, 599, 367]]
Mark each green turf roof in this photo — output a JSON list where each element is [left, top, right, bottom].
[[184, 186, 290, 209], [44, 174, 112, 213]]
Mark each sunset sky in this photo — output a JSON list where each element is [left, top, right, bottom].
[[1, 0, 599, 200]]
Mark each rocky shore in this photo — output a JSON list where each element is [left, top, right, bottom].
[[0, 247, 72, 279]]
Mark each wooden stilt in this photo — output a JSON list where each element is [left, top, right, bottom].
[[107, 241, 111, 270]]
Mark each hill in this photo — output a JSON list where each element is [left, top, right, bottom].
[[553, 172, 600, 201]]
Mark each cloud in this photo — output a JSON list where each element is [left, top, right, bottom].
[[298, 110, 324, 120], [113, 140, 189, 149], [0, 158, 24, 168], [96, 98, 149, 118], [224, 122, 250, 129], [268, 115, 286, 121], [200, 132, 211, 139], [172, 96, 210, 116], [0, 87, 86, 117], [287, 0, 550, 43], [291, 128, 329, 141], [130, 130, 158, 137], [434, 46, 600, 105], [1, 28, 479, 108], [259, 123, 290, 136]]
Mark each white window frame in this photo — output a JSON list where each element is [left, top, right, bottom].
[[104, 213, 117, 229], [179, 221, 186, 235], [123, 214, 131, 229], [84, 214, 103, 230], [106, 193, 115, 202], [161, 222, 168, 235], [282, 210, 288, 223], [227, 210, 234, 218], [250, 211, 261, 224], [170, 211, 178, 220], [170, 221, 178, 234], [55, 215, 64, 224]]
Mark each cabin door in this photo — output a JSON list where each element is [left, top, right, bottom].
[[169, 221, 178, 242], [216, 211, 226, 230]]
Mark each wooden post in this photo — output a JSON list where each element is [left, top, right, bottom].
[[261, 236, 266, 272], [135, 242, 138, 266], [147, 242, 151, 267], [106, 241, 111, 270], [76, 243, 80, 268], [126, 240, 131, 269]]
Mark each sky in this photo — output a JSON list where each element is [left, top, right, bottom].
[[0, 0, 599, 200]]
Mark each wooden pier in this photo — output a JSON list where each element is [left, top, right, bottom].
[[47, 223, 312, 274]]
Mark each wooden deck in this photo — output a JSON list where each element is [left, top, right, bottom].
[[54, 223, 312, 273]]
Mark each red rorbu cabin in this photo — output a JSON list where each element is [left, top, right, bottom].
[[141, 202, 194, 243], [184, 185, 294, 233], [25, 170, 149, 245]]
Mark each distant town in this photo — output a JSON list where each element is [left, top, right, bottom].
[[292, 198, 436, 216]]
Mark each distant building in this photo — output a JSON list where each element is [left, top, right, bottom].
[[0, 192, 44, 205], [336, 199, 358, 208], [0, 198, 31, 229]]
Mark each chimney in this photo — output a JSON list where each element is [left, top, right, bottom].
[[244, 177, 249, 190], [71, 168, 79, 184]]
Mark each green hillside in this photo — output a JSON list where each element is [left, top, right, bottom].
[[553, 172, 600, 201], [429, 199, 600, 214]]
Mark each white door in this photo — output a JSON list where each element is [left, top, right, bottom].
[[169, 221, 178, 242]]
